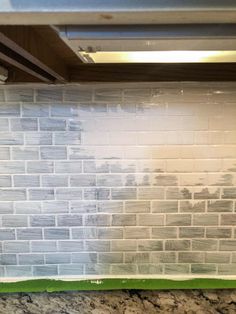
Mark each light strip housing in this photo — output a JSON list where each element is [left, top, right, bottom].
[[58, 24, 236, 63]]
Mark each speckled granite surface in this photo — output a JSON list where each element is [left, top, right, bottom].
[[0, 290, 236, 313]]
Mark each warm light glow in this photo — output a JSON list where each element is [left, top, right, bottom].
[[80, 51, 236, 63]]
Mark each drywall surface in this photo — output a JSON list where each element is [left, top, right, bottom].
[[0, 82, 236, 279]]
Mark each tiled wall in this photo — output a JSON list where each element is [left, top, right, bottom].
[[0, 83, 236, 278]]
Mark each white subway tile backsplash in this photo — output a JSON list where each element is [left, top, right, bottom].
[[0, 83, 236, 278]]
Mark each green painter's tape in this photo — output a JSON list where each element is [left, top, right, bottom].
[[1, 278, 236, 293]]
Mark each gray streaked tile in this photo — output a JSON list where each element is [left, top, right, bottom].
[[192, 239, 218, 251], [45, 253, 71, 264], [0, 119, 9, 131], [33, 265, 58, 276], [111, 264, 137, 275], [97, 201, 123, 213], [10, 118, 38, 131], [39, 118, 66, 131], [222, 188, 236, 199], [193, 214, 219, 226], [51, 104, 79, 117], [207, 200, 233, 212], [70, 175, 96, 187], [111, 240, 137, 252], [179, 227, 205, 238], [124, 227, 150, 239], [42, 201, 69, 213], [206, 227, 232, 238], [36, 88, 62, 102], [0, 229, 15, 240], [25, 132, 52, 145], [154, 175, 178, 186], [85, 240, 110, 252], [2, 215, 27, 227], [152, 227, 177, 239], [31, 241, 57, 252], [152, 201, 178, 213], [57, 214, 82, 226], [0, 175, 11, 187], [97, 174, 123, 187], [19, 254, 44, 265], [218, 264, 236, 275], [221, 214, 236, 225], [125, 201, 150, 213], [15, 202, 41, 214], [0, 162, 25, 174], [55, 161, 82, 173], [138, 240, 163, 251], [27, 161, 53, 173], [44, 228, 70, 240], [165, 240, 190, 251], [13, 175, 40, 187], [97, 228, 122, 239], [0, 147, 10, 160], [4, 241, 30, 253], [84, 161, 109, 173], [58, 264, 83, 275], [54, 132, 81, 145], [125, 252, 149, 264], [191, 264, 216, 274], [138, 264, 163, 275], [99, 253, 123, 264], [56, 188, 82, 200], [6, 266, 32, 277], [22, 104, 49, 117], [85, 264, 110, 275], [138, 214, 164, 226], [0, 202, 13, 214], [0, 254, 17, 265], [6, 88, 33, 102], [178, 252, 204, 263], [0, 161, 25, 174], [166, 188, 192, 200], [84, 214, 110, 226], [0, 103, 20, 116], [17, 228, 42, 240], [70, 201, 96, 213], [12, 147, 39, 160], [30, 215, 55, 227], [0, 133, 23, 145], [72, 227, 97, 239], [166, 214, 191, 226], [205, 252, 230, 263], [194, 188, 220, 199], [42, 175, 68, 187], [58, 241, 83, 252], [150, 252, 176, 263], [111, 188, 137, 200], [94, 88, 122, 102], [84, 188, 110, 200], [72, 253, 97, 264], [28, 189, 54, 200], [112, 214, 136, 226], [40, 146, 67, 160], [138, 188, 164, 200], [64, 88, 92, 102], [164, 264, 190, 275], [219, 240, 236, 251]]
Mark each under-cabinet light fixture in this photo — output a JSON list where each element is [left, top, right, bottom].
[[57, 24, 236, 63], [78, 51, 236, 63]]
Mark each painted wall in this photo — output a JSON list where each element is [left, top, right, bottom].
[[0, 83, 236, 278]]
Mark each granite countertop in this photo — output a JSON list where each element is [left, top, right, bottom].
[[0, 290, 236, 314]]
